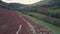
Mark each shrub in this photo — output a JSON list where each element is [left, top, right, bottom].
[[42, 16, 60, 27]]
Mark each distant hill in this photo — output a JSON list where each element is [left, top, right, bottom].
[[7, 3, 26, 11], [8, 3, 26, 9], [30, 0, 52, 7], [0, 0, 26, 11]]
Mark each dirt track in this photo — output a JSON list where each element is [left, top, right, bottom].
[[0, 8, 51, 34]]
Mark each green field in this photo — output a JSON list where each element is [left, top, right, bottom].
[[16, 11, 60, 34], [28, 16, 60, 34], [48, 8, 60, 12]]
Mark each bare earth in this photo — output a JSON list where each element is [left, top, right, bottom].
[[0, 8, 50, 34]]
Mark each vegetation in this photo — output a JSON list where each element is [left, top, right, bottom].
[[49, 0, 60, 6], [16, 0, 60, 33], [26, 12, 60, 27], [48, 8, 60, 12], [16, 11, 60, 34], [0, 0, 60, 34]]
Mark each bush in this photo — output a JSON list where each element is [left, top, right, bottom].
[[28, 14, 33, 17], [42, 16, 60, 27], [39, 11, 60, 19], [49, 12, 60, 19], [28, 12, 60, 27]]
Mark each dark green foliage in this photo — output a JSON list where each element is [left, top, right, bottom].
[[49, 0, 60, 6], [50, 12, 60, 19], [42, 16, 60, 27], [28, 14, 33, 17], [28, 12, 60, 27], [38, 11, 60, 19], [0, 0, 26, 11]]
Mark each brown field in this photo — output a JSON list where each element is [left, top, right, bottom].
[[0, 8, 50, 34]]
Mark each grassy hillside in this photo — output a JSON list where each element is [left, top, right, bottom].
[[48, 8, 60, 12], [16, 0, 60, 33], [28, 15, 60, 34], [16, 11, 60, 34], [31, 0, 52, 7], [0, 0, 60, 34]]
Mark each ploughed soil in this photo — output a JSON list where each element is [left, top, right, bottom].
[[0, 8, 51, 34]]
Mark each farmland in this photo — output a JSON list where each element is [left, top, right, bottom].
[[0, 8, 51, 34], [16, 11, 60, 34]]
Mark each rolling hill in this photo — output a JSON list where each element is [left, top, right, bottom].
[[0, 0, 26, 10]]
